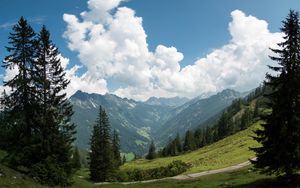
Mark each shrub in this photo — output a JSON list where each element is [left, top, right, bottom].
[[115, 170, 129, 182], [29, 157, 72, 186], [123, 160, 190, 181]]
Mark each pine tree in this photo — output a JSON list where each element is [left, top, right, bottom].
[[252, 10, 300, 177], [253, 102, 259, 119], [122, 155, 126, 164], [146, 141, 156, 160], [0, 90, 12, 150], [72, 147, 81, 170], [89, 106, 114, 182], [89, 113, 102, 181], [29, 25, 76, 186], [240, 108, 251, 130], [194, 129, 204, 148], [204, 126, 214, 145], [112, 129, 122, 169], [217, 112, 230, 139], [169, 140, 178, 156], [183, 130, 195, 151], [174, 133, 182, 153], [2, 17, 38, 167]]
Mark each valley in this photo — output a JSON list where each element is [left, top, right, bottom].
[[71, 89, 245, 155]]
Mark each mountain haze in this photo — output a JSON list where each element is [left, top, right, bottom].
[[145, 96, 189, 107], [154, 89, 245, 144]]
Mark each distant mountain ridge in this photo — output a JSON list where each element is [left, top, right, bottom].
[[154, 89, 245, 144], [70, 89, 245, 155], [70, 91, 174, 155], [145, 96, 189, 107]]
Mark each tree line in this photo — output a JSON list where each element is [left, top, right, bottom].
[[146, 86, 265, 159]]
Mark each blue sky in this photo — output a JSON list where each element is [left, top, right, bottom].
[[125, 0, 298, 65], [0, 0, 299, 100]]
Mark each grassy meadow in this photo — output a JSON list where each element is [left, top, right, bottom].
[[0, 121, 266, 187], [122, 121, 262, 174]]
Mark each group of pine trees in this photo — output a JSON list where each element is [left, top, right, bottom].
[[0, 17, 123, 185], [158, 88, 264, 157], [0, 17, 75, 185], [89, 106, 122, 182], [252, 10, 300, 179]]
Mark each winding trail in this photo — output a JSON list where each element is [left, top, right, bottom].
[[93, 158, 255, 185]]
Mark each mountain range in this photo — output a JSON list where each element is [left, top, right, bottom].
[[70, 89, 246, 155]]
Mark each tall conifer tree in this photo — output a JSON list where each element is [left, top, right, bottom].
[[30, 25, 76, 185], [122, 155, 126, 164], [252, 10, 300, 177], [89, 111, 102, 181], [2, 17, 38, 167], [194, 129, 204, 148], [174, 133, 182, 153], [217, 112, 230, 139], [146, 141, 156, 160], [89, 106, 114, 182], [112, 130, 122, 169], [183, 130, 195, 151]]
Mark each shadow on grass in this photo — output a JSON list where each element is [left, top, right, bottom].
[[231, 175, 300, 188]]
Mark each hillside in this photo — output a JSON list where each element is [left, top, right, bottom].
[[154, 89, 245, 144], [122, 121, 261, 174], [97, 168, 275, 188], [0, 121, 265, 188], [0, 150, 44, 188]]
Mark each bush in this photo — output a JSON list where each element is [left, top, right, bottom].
[[115, 170, 129, 182], [29, 157, 72, 186], [166, 160, 190, 176], [123, 160, 190, 181]]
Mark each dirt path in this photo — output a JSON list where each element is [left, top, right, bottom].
[[170, 159, 253, 180], [94, 159, 255, 185]]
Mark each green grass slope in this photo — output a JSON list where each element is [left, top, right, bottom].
[[0, 161, 282, 188], [0, 150, 44, 188], [0, 163, 45, 188], [122, 121, 262, 174], [0, 121, 263, 187], [100, 166, 276, 188], [0, 121, 284, 188]]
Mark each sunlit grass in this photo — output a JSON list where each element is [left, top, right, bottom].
[[122, 121, 262, 174], [0, 121, 264, 187]]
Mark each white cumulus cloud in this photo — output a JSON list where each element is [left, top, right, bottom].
[[63, 0, 283, 101], [59, 55, 108, 97]]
